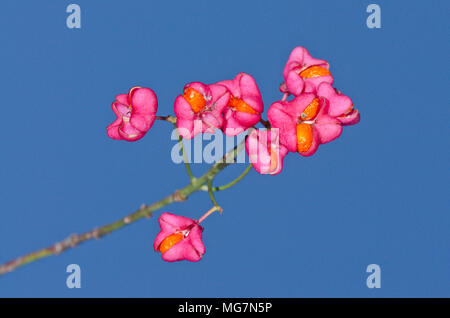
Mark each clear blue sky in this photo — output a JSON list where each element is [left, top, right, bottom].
[[0, 0, 448, 297]]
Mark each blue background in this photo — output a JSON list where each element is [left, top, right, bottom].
[[0, 0, 448, 297]]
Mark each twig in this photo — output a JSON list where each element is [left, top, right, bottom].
[[201, 163, 253, 192], [174, 123, 195, 181], [0, 139, 246, 277], [155, 115, 177, 123], [207, 179, 220, 207]]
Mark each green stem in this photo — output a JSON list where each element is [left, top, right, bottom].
[[174, 124, 195, 181], [202, 163, 253, 192], [0, 139, 246, 277]]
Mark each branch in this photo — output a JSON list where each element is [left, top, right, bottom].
[[0, 139, 246, 277]]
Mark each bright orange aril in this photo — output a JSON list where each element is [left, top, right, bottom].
[[301, 98, 320, 120], [268, 147, 279, 172], [296, 123, 313, 153], [228, 95, 257, 114], [184, 87, 206, 113], [159, 233, 184, 254], [299, 66, 331, 79]]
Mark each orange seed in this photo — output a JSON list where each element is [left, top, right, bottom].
[[299, 66, 331, 79], [301, 98, 320, 120], [184, 87, 206, 113], [228, 95, 257, 114]]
